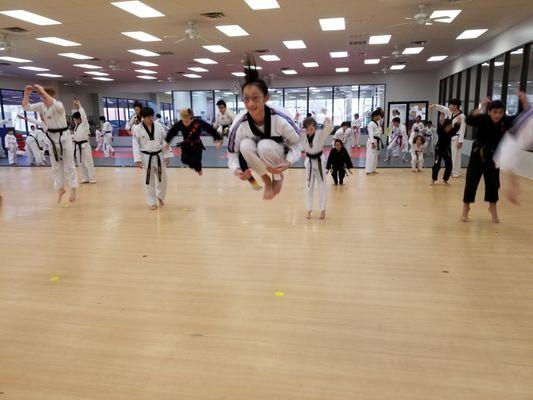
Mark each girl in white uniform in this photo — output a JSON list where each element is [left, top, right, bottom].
[[351, 113, 362, 147], [302, 117, 333, 220], [71, 100, 96, 184], [133, 107, 173, 210], [22, 84, 78, 203], [410, 135, 425, 172], [228, 57, 302, 200], [4, 128, 18, 165], [99, 116, 115, 157], [365, 110, 383, 174], [333, 121, 352, 149]]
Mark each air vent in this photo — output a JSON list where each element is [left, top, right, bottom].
[[201, 12, 226, 19], [3, 27, 28, 33], [0, 62, 10, 66], [410, 40, 428, 45], [254, 49, 270, 54], [157, 51, 174, 55], [349, 40, 367, 46]]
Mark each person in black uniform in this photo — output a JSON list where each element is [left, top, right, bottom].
[[326, 139, 353, 186], [462, 98, 521, 223], [431, 119, 454, 185], [165, 108, 223, 176]]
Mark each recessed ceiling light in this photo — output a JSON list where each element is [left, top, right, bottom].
[[165, 91, 172, 94], [36, 73, 63, 78], [303, 62, 319, 68], [127, 49, 159, 57], [85, 71, 110, 76], [202, 45, 230, 53], [121, 31, 162, 42], [18, 66, 50, 71], [336, 67, 349, 72], [456, 29, 487, 40], [402, 47, 424, 54], [131, 60, 158, 66], [511, 48, 523, 55], [193, 58, 218, 64], [216, 25, 249, 37], [111, 1, 164, 18], [137, 75, 157, 80], [390, 64, 405, 70], [244, 65, 263, 70], [283, 40, 306, 49], [58, 52, 93, 60], [364, 59, 380, 64], [74, 64, 102, 69], [93, 77, 114, 81], [482, 62, 504, 67], [282, 69, 297, 75], [232, 72, 246, 77], [188, 67, 208, 72], [0, 56, 32, 63], [36, 37, 81, 46], [134, 69, 157, 74], [0, 10, 61, 25], [427, 55, 448, 62], [319, 17, 345, 31], [183, 73, 202, 78], [244, 0, 280, 10], [429, 10, 461, 23], [260, 54, 280, 61], [330, 51, 348, 58], [368, 34, 391, 45]]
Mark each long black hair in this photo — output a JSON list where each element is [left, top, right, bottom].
[[241, 54, 268, 96]]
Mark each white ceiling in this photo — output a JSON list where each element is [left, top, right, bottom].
[[0, 0, 532, 84]]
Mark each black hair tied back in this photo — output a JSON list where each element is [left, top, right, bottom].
[[241, 53, 269, 96]]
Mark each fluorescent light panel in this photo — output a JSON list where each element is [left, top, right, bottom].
[[303, 62, 319, 68], [0, 10, 61, 25], [58, 53, 93, 59], [127, 49, 159, 57], [368, 34, 391, 45], [511, 48, 523, 55], [18, 66, 49, 71], [283, 40, 306, 49], [93, 77, 114, 81], [390, 64, 405, 70], [134, 69, 157, 74], [319, 17, 345, 31], [260, 54, 280, 61], [244, 0, 280, 10], [193, 58, 217, 64], [330, 51, 348, 58], [427, 55, 448, 62], [336, 67, 349, 72], [402, 47, 424, 54], [131, 60, 158, 66], [137, 75, 157, 80], [111, 1, 164, 18], [282, 69, 297, 75], [37, 37, 81, 46], [232, 72, 245, 77], [121, 31, 162, 42], [36, 73, 62, 77], [85, 71, 109, 76], [456, 29, 487, 40], [216, 25, 249, 37], [183, 74, 201, 78], [74, 64, 102, 69], [188, 67, 208, 72], [0, 56, 32, 63], [364, 59, 380, 64], [429, 10, 461, 23], [202, 45, 230, 53]]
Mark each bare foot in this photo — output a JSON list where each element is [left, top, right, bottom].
[[461, 204, 470, 222], [158, 198, 165, 208], [69, 188, 76, 202], [306, 211, 311, 220], [197, 170, 203, 176], [431, 181, 435, 186], [262, 176, 274, 200], [272, 174, 284, 196], [488, 203, 499, 223], [412, 170, 417, 173], [319, 210, 326, 220], [443, 180, 450, 186], [57, 188, 66, 204], [149, 204, 158, 210]]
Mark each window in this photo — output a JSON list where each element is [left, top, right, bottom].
[[284, 87, 307, 125], [214, 90, 238, 116], [1, 89, 27, 132], [173, 91, 192, 119], [507, 47, 523, 114], [309, 87, 332, 124], [479, 63, 489, 98], [527, 45, 533, 105], [492, 54, 505, 100], [333, 86, 359, 125], [192, 91, 215, 122], [359, 85, 385, 128], [160, 102, 173, 125], [266, 88, 283, 111]]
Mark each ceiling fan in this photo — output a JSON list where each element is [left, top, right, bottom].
[[63, 77, 88, 86], [0, 34, 15, 54], [163, 21, 211, 45], [157, 74, 177, 83], [381, 45, 407, 59], [390, 4, 450, 28], [100, 60, 126, 73], [373, 67, 390, 75]]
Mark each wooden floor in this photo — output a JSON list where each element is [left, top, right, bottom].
[[1, 167, 532, 400]]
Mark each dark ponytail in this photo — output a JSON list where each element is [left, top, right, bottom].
[[241, 54, 269, 96]]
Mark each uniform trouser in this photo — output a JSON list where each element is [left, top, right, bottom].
[[451, 136, 462, 176], [306, 158, 327, 211], [351, 129, 360, 147], [75, 143, 96, 182], [240, 138, 285, 181], [7, 147, 17, 164], [463, 150, 500, 204], [331, 168, 346, 185], [48, 136, 78, 190], [411, 151, 424, 170], [104, 138, 115, 157], [432, 146, 452, 182], [26, 138, 44, 164], [181, 142, 204, 172], [141, 153, 167, 206], [423, 137, 432, 154], [365, 139, 379, 173], [386, 141, 401, 158], [0, 144, 5, 158], [95, 139, 104, 152]]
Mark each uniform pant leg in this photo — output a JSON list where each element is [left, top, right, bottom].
[[61, 138, 78, 189], [306, 162, 315, 212], [318, 164, 327, 211], [451, 137, 461, 176], [418, 152, 424, 169], [483, 162, 500, 203], [257, 139, 285, 181], [82, 144, 96, 182], [339, 169, 346, 185], [142, 154, 157, 206], [463, 151, 483, 203], [156, 158, 167, 202], [240, 138, 267, 177], [332, 169, 339, 185], [432, 152, 442, 181], [443, 149, 453, 181]]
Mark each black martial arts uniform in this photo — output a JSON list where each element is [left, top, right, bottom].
[[326, 146, 353, 185], [165, 118, 222, 172], [432, 124, 453, 182]]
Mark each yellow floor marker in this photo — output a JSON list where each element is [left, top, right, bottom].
[[49, 276, 61, 282], [274, 291, 285, 297]]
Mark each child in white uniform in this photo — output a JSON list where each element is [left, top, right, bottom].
[[4, 128, 18, 165], [365, 110, 383, 174], [99, 116, 115, 157], [385, 117, 407, 162], [72, 100, 96, 183], [351, 113, 362, 148], [410, 135, 425, 172], [213, 99, 236, 137], [333, 121, 352, 149]]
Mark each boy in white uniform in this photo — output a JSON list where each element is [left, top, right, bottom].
[[333, 121, 352, 149], [365, 110, 383, 174], [25, 124, 45, 165], [19, 114, 48, 164], [4, 128, 18, 165], [213, 99, 236, 137], [22, 84, 78, 203], [133, 107, 172, 210], [72, 100, 96, 183], [0, 117, 12, 158], [99, 116, 115, 157], [351, 113, 362, 147], [385, 117, 407, 162]]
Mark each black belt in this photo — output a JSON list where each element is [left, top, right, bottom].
[[141, 150, 162, 185], [46, 127, 68, 162], [306, 151, 323, 159], [374, 136, 383, 150], [27, 134, 43, 150], [74, 140, 88, 163], [307, 152, 324, 185]]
